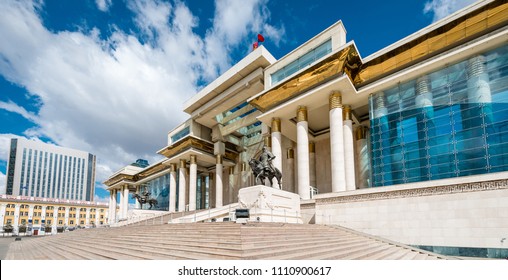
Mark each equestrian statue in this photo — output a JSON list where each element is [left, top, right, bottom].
[[132, 192, 158, 209], [248, 145, 282, 188]]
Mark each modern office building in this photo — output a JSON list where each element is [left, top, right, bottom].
[[105, 1, 508, 258], [5, 138, 97, 201]]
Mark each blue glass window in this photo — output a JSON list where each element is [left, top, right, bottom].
[[271, 39, 332, 85], [369, 44, 508, 187]]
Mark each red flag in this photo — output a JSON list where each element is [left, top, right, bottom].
[[253, 42, 259, 50], [257, 33, 265, 42]]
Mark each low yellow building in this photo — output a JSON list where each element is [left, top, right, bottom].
[[0, 194, 109, 235]]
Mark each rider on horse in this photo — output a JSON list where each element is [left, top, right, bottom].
[[258, 146, 276, 175]]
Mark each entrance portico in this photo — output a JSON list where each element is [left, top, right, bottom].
[[253, 75, 363, 198]]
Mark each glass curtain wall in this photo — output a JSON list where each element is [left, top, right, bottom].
[[140, 174, 170, 210], [369, 44, 508, 187]]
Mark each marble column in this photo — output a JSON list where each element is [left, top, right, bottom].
[[85, 208, 90, 227], [355, 126, 371, 189], [271, 118, 282, 189], [41, 206, 47, 230], [416, 75, 437, 181], [64, 206, 70, 227], [296, 106, 310, 200], [135, 186, 141, 209], [286, 148, 295, 193], [52, 207, 58, 234], [13, 204, 20, 234], [169, 163, 177, 212], [228, 167, 235, 204], [343, 105, 356, 191], [200, 175, 207, 209], [372, 92, 392, 186], [309, 142, 316, 189], [28, 205, 34, 225], [108, 190, 117, 224], [178, 159, 187, 212], [329, 92, 346, 192], [189, 155, 197, 211], [95, 208, 100, 226], [466, 55, 496, 169], [241, 162, 248, 188], [119, 186, 125, 219], [215, 155, 223, 208], [123, 185, 129, 219], [209, 173, 215, 208]]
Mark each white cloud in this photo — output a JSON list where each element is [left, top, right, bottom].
[[95, 0, 112, 12], [0, 171, 5, 194], [0, 100, 39, 122], [0, 0, 284, 190], [423, 0, 478, 22]]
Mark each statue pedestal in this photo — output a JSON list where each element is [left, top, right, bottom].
[[237, 185, 302, 224]]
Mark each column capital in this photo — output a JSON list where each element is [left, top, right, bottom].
[[179, 159, 187, 169], [343, 105, 352, 120], [375, 91, 386, 109], [296, 106, 308, 122], [309, 142, 315, 153], [264, 135, 271, 147], [271, 118, 281, 132], [329, 91, 343, 110], [190, 155, 197, 165], [355, 126, 368, 140], [170, 163, 177, 172], [216, 154, 223, 165]]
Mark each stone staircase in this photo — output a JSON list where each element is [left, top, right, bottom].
[[5, 222, 451, 260], [117, 203, 239, 227]]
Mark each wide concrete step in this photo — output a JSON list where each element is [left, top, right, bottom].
[[66, 237, 243, 259], [5, 223, 448, 260]]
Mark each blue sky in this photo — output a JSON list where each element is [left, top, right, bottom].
[[0, 0, 477, 201]]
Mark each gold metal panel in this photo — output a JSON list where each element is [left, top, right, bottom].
[[466, 10, 488, 37], [343, 105, 352, 121], [329, 91, 342, 110], [160, 136, 237, 163], [264, 135, 272, 147], [271, 118, 281, 132], [104, 174, 134, 187], [250, 45, 360, 112], [355, 126, 368, 140], [136, 162, 169, 180], [427, 33, 447, 53], [488, 3, 508, 26], [309, 142, 315, 153], [354, 1, 508, 87], [296, 106, 308, 122], [170, 163, 177, 172]]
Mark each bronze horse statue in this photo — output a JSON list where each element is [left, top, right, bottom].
[[248, 158, 282, 188], [132, 193, 158, 209]]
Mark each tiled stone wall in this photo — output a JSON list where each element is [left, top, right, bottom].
[[314, 178, 508, 249]]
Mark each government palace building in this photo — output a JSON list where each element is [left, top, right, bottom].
[[105, 0, 508, 258]]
